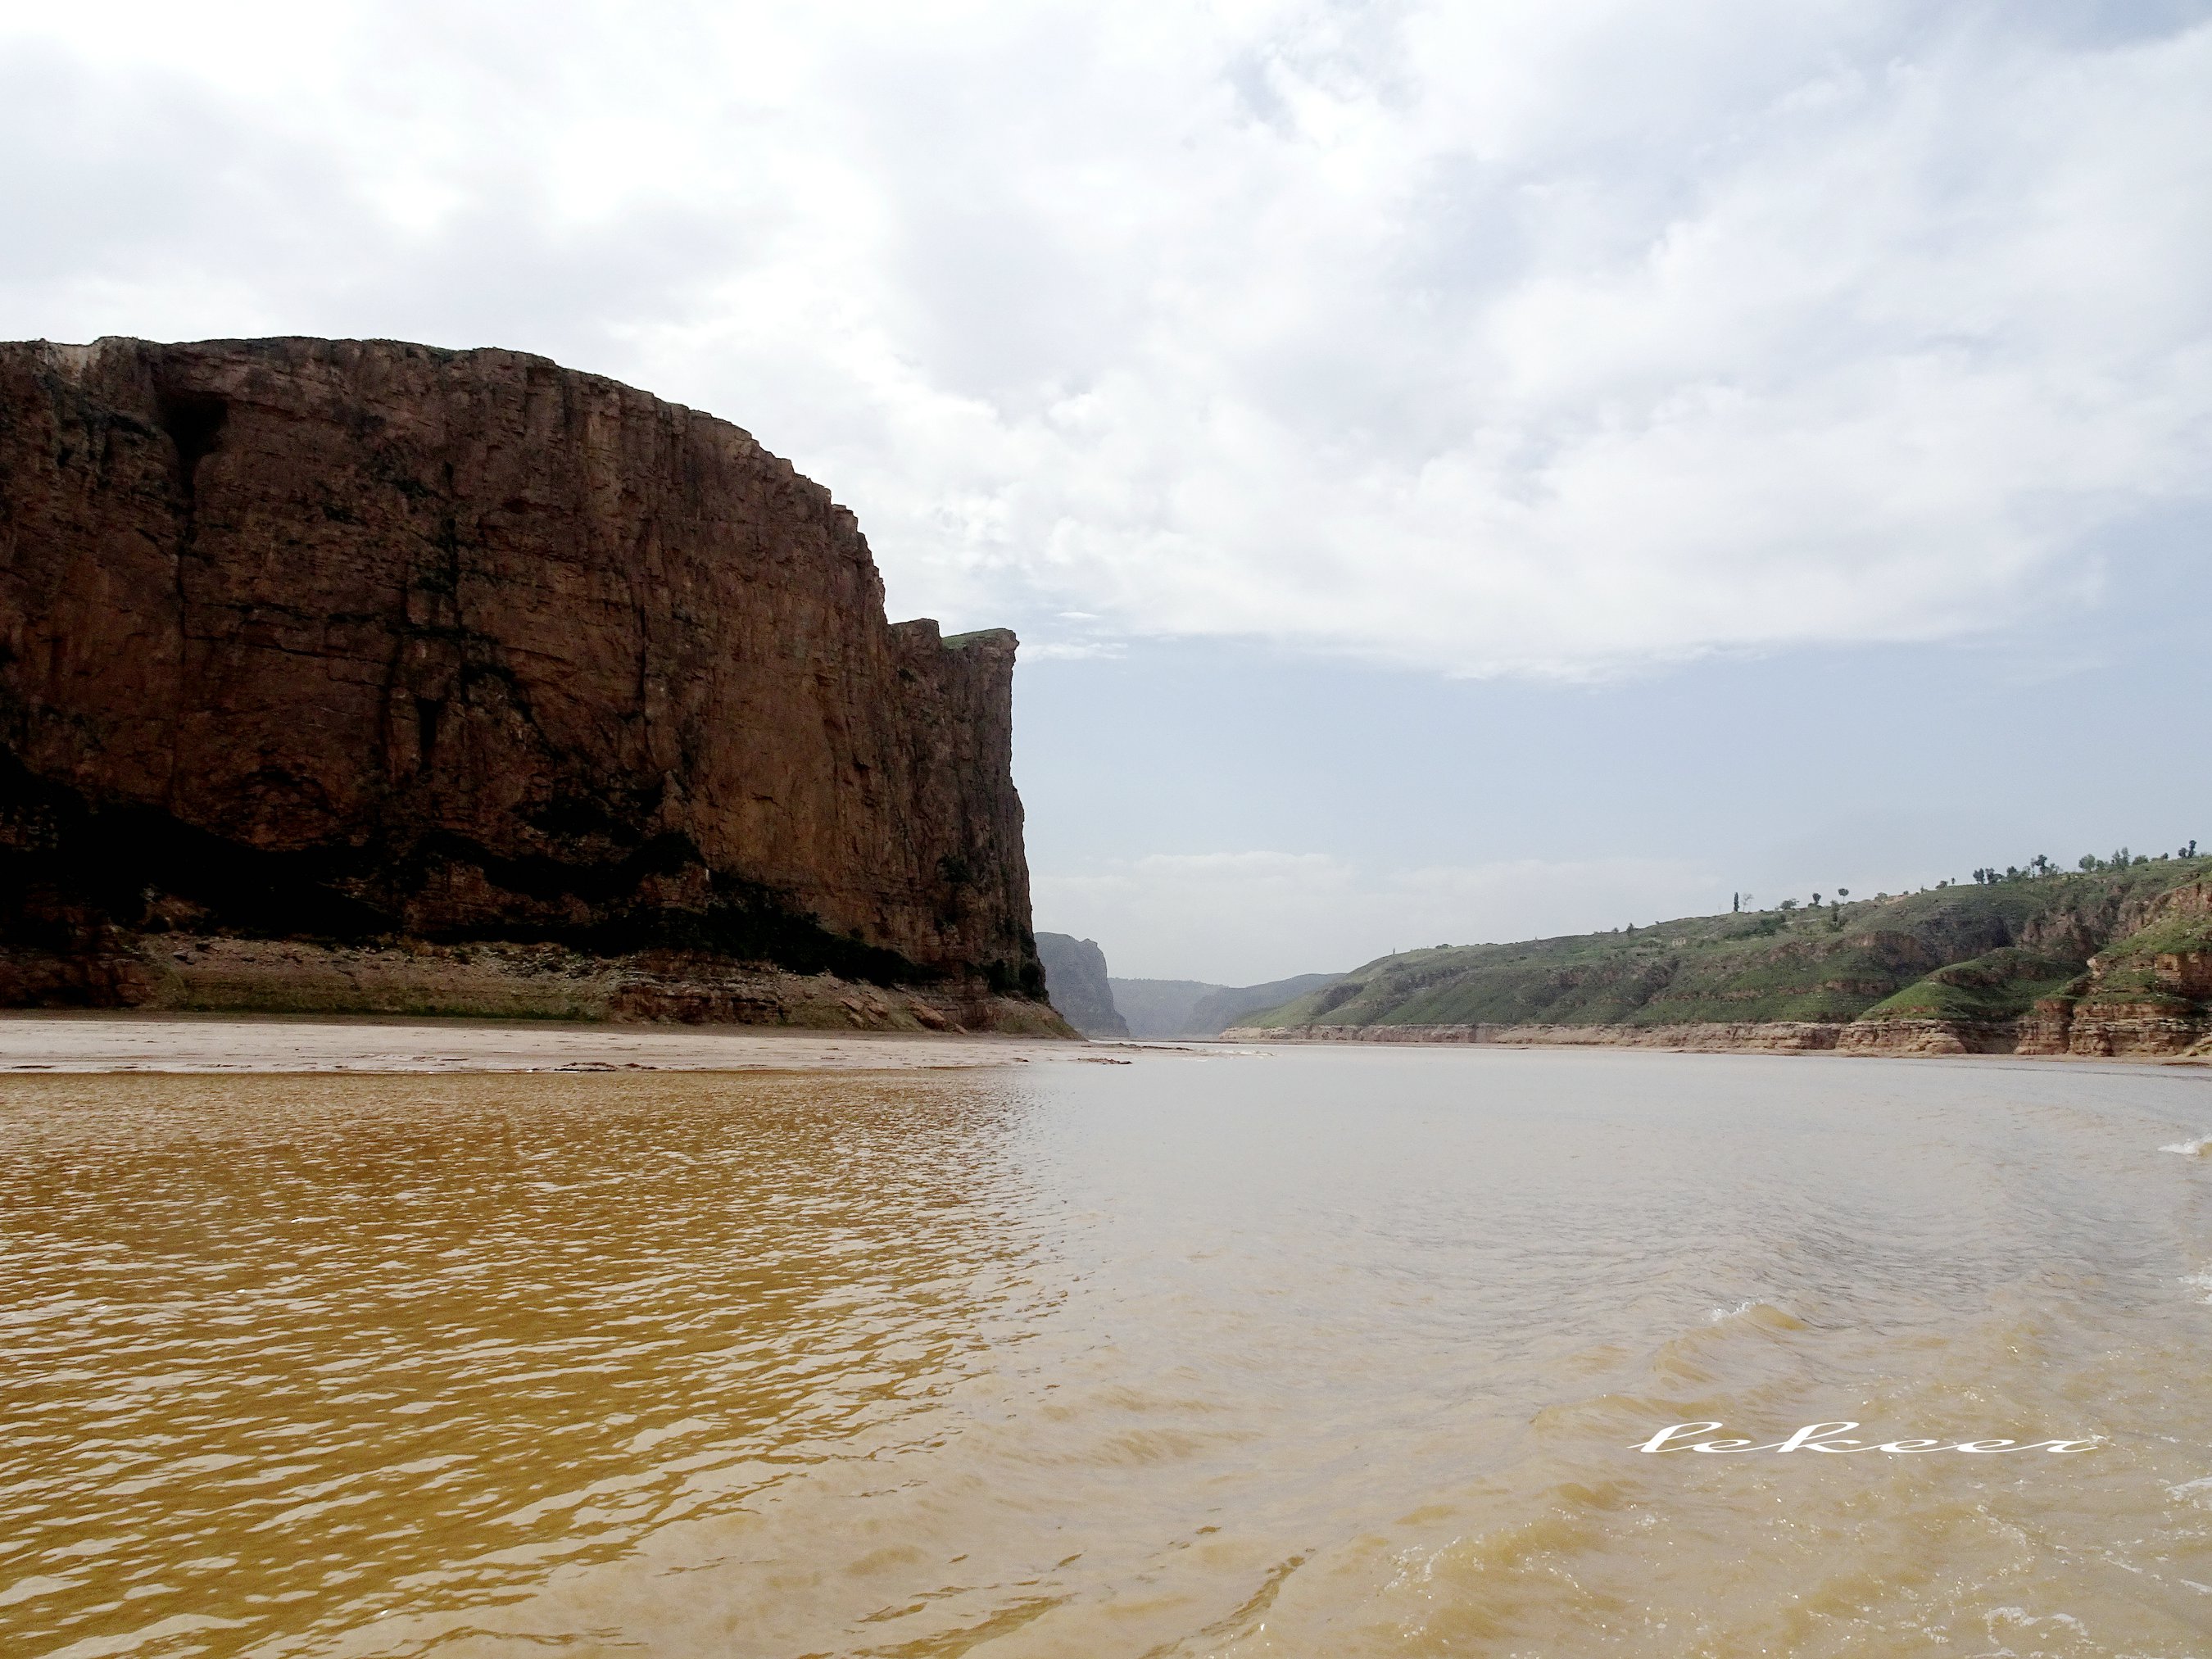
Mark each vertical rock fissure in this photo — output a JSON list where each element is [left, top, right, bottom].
[[153, 387, 229, 810], [156, 389, 227, 509]]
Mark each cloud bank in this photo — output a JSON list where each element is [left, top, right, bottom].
[[3, 1, 2208, 674]]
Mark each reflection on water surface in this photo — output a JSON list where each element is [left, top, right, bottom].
[[5, 1049, 2212, 1656]]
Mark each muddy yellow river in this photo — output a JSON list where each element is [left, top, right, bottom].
[[6, 1048, 2212, 1656]]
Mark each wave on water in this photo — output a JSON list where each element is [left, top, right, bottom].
[[2183, 1272, 2212, 1304], [1985, 1607, 2087, 1642], [2160, 1135, 2212, 1157], [1704, 1299, 1804, 1330]]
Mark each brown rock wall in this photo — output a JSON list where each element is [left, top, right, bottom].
[[93, 935, 1067, 1032], [0, 336, 1047, 1012]]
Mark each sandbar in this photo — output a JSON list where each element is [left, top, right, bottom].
[[0, 1012, 1148, 1075]]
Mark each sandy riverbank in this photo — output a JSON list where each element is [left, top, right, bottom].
[[1221, 1019, 2212, 1062], [0, 1012, 1151, 1074]]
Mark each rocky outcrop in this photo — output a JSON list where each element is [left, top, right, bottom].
[[0, 336, 1056, 1023], [1035, 931, 1128, 1038], [2015, 877, 2212, 1057]]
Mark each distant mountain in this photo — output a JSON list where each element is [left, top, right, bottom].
[[1110, 972, 1345, 1038], [1034, 933, 1130, 1038], [1104, 979, 1212, 1038], [1185, 974, 1345, 1034]]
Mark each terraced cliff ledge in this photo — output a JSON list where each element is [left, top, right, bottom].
[[0, 336, 1066, 1032], [1228, 863, 2212, 1059]]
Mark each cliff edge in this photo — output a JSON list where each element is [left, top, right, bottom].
[[0, 336, 1059, 1029]]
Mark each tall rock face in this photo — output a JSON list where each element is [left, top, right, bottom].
[[0, 336, 1045, 1005], [1034, 932, 1128, 1038]]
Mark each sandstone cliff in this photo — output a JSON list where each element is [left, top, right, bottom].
[[0, 336, 1055, 1025]]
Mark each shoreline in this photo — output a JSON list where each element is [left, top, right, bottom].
[[10, 1010, 2201, 1076], [1220, 1020, 2212, 1064], [0, 1011, 1145, 1075]]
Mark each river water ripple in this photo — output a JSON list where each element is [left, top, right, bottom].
[[5, 1047, 2212, 1656]]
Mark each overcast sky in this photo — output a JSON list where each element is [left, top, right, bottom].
[[7, 1, 2209, 981]]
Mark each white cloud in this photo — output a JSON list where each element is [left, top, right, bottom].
[[3, 1, 2207, 673], [1019, 641, 1127, 661], [1034, 852, 1720, 983]]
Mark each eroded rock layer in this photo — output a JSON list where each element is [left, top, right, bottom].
[[0, 336, 1049, 1016]]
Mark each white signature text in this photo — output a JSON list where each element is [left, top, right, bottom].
[[1637, 1421, 2100, 1454]]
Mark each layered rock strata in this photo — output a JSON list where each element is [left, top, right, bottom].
[[0, 336, 1056, 1025], [85, 937, 1068, 1033]]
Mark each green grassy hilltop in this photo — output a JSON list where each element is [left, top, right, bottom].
[[1240, 854, 2212, 1037]]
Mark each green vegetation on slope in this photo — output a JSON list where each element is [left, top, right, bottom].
[[1241, 858, 2212, 1032], [1858, 948, 2083, 1024]]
